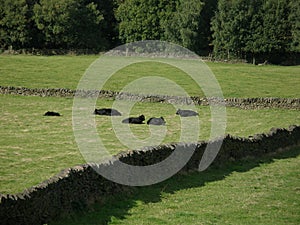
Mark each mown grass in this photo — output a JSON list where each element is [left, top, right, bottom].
[[0, 94, 299, 194], [51, 146, 300, 225], [0, 55, 299, 98]]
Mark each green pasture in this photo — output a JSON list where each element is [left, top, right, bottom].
[[0, 55, 96, 89], [51, 146, 300, 225], [0, 55, 299, 98], [0, 94, 299, 194], [0, 55, 299, 224]]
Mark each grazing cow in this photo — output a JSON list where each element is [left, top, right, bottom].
[[122, 115, 145, 124], [94, 108, 122, 116], [147, 117, 166, 126], [176, 109, 198, 117], [44, 111, 61, 116]]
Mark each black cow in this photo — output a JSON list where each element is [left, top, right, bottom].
[[44, 111, 61, 116], [147, 117, 166, 126], [176, 109, 198, 117], [122, 115, 145, 124], [94, 108, 122, 116]]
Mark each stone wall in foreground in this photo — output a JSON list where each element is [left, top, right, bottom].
[[0, 125, 300, 225], [1, 86, 299, 109]]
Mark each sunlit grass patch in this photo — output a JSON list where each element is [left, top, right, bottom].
[[0, 94, 299, 194]]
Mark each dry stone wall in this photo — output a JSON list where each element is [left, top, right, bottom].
[[1, 86, 299, 109], [1, 125, 300, 225]]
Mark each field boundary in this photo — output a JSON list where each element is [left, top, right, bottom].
[[1, 86, 299, 109], [1, 125, 300, 225]]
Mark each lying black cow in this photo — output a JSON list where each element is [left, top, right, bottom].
[[176, 109, 198, 117], [94, 108, 122, 116], [147, 117, 166, 126], [44, 111, 61, 116], [122, 115, 145, 124]]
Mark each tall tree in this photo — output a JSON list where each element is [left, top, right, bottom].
[[92, 0, 121, 48], [163, 0, 204, 53], [289, 0, 300, 52], [0, 0, 30, 49], [116, 0, 208, 53], [211, 0, 294, 63], [116, 0, 175, 43], [33, 0, 105, 50], [198, 0, 218, 54], [241, 0, 264, 64], [69, 1, 106, 50], [34, 0, 72, 48], [211, 0, 235, 59], [24, 0, 43, 49], [260, 0, 292, 57]]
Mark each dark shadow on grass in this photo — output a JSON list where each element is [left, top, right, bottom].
[[50, 146, 300, 225]]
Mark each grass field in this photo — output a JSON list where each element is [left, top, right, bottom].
[[51, 146, 300, 225], [0, 55, 299, 224], [0, 55, 299, 98], [0, 55, 96, 89], [0, 94, 299, 194]]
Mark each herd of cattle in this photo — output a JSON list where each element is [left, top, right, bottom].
[[44, 108, 199, 126]]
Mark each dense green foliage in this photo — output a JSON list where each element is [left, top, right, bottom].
[[211, 0, 299, 64], [0, 0, 118, 51], [33, 0, 104, 49], [116, 0, 173, 42], [0, 0, 30, 49], [0, 0, 299, 63], [116, 0, 216, 54], [289, 0, 300, 52], [163, 0, 204, 52]]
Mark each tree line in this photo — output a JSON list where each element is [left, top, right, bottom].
[[212, 0, 299, 64], [0, 0, 299, 64], [0, 0, 118, 51]]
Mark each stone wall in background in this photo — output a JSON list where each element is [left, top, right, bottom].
[[1, 86, 299, 109], [1, 125, 300, 225]]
